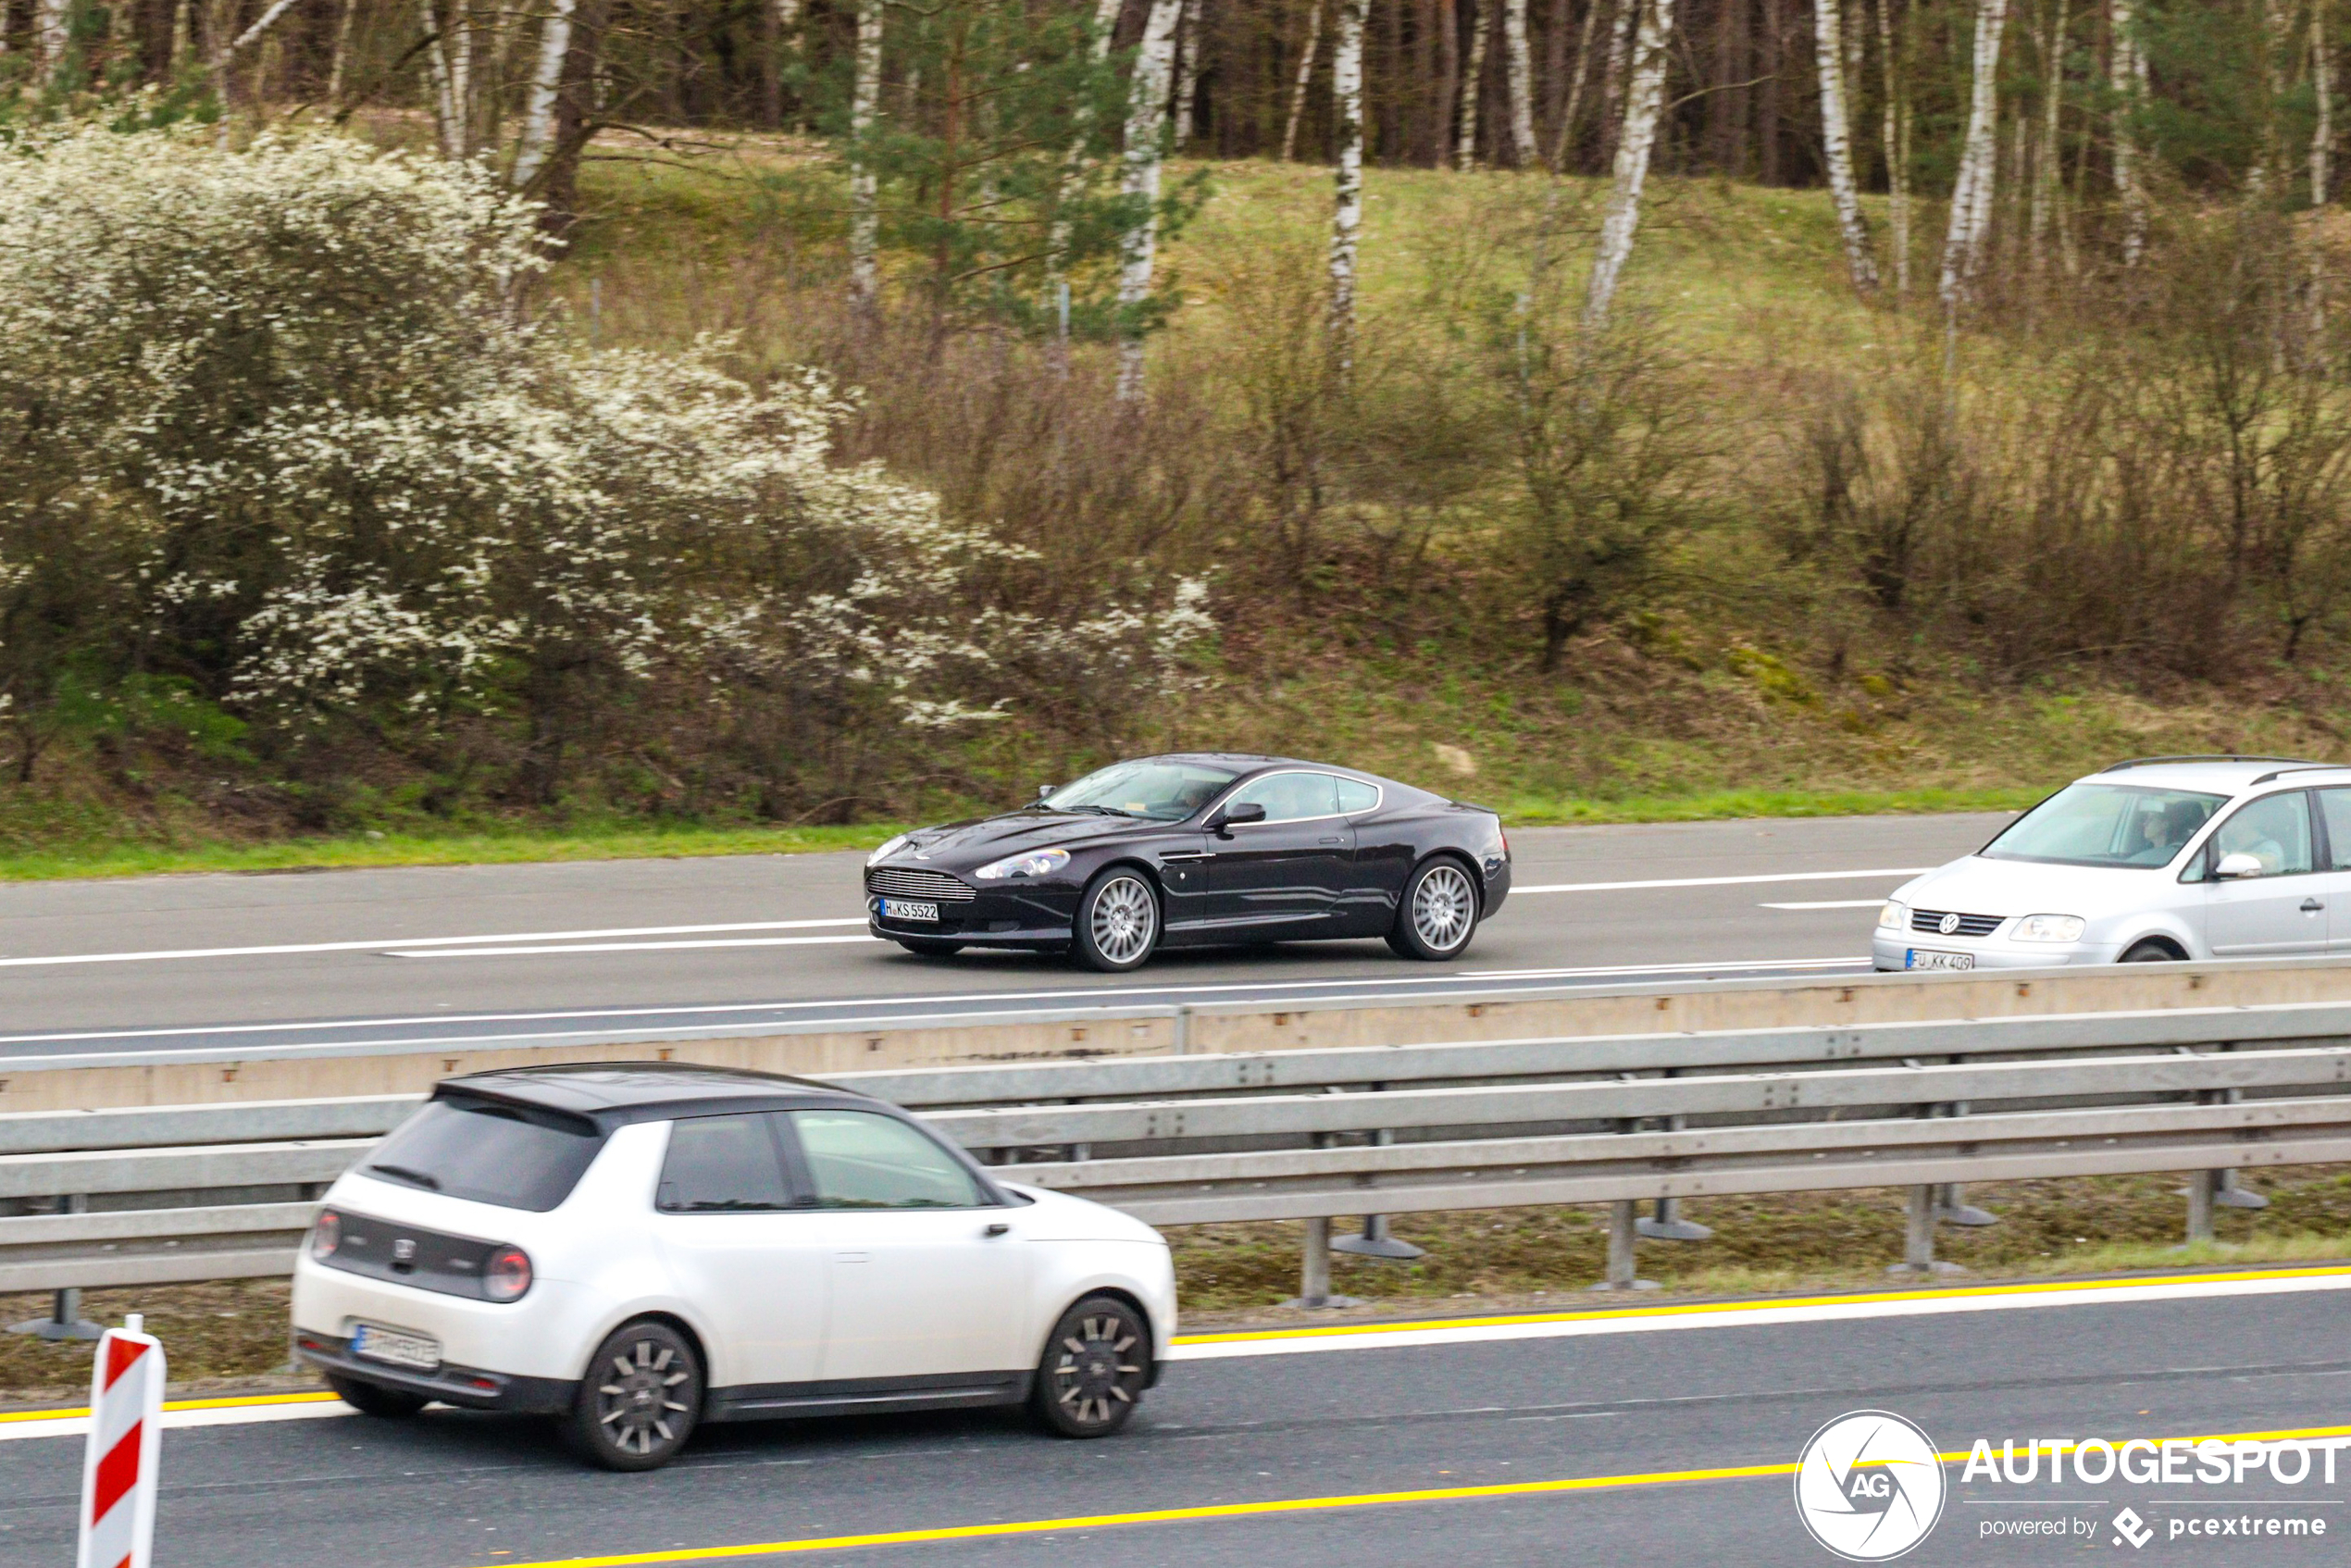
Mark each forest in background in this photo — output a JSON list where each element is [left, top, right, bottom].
[[2, 0, 2350, 867]]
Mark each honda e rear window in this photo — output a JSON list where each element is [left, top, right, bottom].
[[1980, 784, 2225, 868], [364, 1098, 606, 1212]]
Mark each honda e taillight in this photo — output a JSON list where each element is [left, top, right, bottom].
[[312, 1209, 342, 1260], [483, 1244, 533, 1301]]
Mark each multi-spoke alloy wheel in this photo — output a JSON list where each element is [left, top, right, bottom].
[[1074, 871, 1160, 972], [1031, 1295, 1150, 1437], [1387, 858, 1479, 961], [565, 1319, 703, 1471]]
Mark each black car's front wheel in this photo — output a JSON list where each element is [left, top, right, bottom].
[[564, 1319, 703, 1472], [1031, 1295, 1151, 1437], [1072, 869, 1161, 972], [1387, 857, 1479, 961]]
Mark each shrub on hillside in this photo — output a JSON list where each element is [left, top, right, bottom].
[[0, 128, 1206, 807]]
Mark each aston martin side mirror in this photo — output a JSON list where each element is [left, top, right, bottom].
[[1210, 801, 1266, 832], [1037, 784, 1054, 799]]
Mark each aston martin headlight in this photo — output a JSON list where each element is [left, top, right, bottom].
[[2014, 914, 2086, 943], [865, 834, 911, 868], [974, 847, 1071, 880], [1877, 901, 1908, 931]]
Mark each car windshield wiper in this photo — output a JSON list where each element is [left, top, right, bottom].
[[366, 1163, 442, 1191], [1063, 803, 1142, 817]]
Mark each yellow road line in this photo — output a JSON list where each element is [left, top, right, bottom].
[[1168, 1265, 2351, 1345], [0, 1389, 343, 1425], [483, 1423, 2351, 1568]]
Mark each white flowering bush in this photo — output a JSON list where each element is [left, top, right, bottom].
[[0, 126, 1209, 803]]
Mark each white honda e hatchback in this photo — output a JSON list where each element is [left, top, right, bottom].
[[1873, 755, 2351, 972], [292, 1064, 1176, 1470]]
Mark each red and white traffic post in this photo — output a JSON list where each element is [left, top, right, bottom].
[[77, 1314, 164, 1568]]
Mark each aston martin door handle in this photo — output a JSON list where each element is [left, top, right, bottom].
[[1318, 836, 1345, 845], [2304, 898, 2326, 913], [1161, 851, 1213, 862]]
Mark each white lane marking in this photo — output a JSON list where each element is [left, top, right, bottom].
[[0, 920, 871, 970], [388, 935, 883, 958], [1169, 1271, 2351, 1363], [0, 1399, 356, 1444], [0, 960, 1874, 1050], [1760, 900, 1888, 911], [1511, 867, 1932, 895]]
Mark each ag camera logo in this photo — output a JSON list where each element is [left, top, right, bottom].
[[1794, 1411, 1947, 1561]]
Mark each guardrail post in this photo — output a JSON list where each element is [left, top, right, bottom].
[[2211, 1056, 2268, 1211], [1288, 1217, 1363, 1310], [1174, 1004, 1194, 1055], [1930, 1102, 1996, 1226], [6, 1195, 103, 1341], [2184, 1168, 2218, 1245], [1333, 1086, 1427, 1262], [1593, 1201, 1658, 1290], [1890, 1184, 1963, 1275]]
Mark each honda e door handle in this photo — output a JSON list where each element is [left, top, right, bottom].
[[984, 1223, 1012, 1238], [2304, 898, 2327, 913]]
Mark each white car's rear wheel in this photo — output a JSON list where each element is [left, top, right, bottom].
[[1031, 1295, 1150, 1437], [566, 1319, 703, 1472]]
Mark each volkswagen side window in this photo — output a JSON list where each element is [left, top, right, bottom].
[[2208, 791, 2316, 878]]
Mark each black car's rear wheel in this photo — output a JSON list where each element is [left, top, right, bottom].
[[1387, 857, 1478, 961], [564, 1319, 703, 1472], [896, 938, 965, 957], [1072, 869, 1160, 972], [1031, 1295, 1151, 1437]]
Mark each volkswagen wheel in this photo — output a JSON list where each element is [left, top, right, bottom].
[[564, 1319, 703, 1472], [1072, 869, 1160, 972], [1386, 857, 1478, 961]]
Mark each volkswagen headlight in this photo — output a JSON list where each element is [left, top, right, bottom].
[[1877, 901, 1909, 931], [865, 834, 910, 868], [2014, 914, 2086, 943], [974, 847, 1071, 880]]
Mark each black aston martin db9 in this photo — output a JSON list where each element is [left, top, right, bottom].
[[863, 754, 1511, 971]]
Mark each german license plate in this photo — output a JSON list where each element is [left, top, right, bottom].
[[349, 1324, 441, 1371], [880, 899, 939, 922], [1906, 949, 1975, 972]]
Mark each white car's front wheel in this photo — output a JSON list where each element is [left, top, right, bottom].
[[1032, 1295, 1151, 1437]]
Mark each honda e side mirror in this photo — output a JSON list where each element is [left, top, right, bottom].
[[1210, 801, 1266, 832], [2215, 852, 2267, 880]]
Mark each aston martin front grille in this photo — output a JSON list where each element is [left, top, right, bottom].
[[867, 866, 977, 902], [1911, 909, 2002, 937]]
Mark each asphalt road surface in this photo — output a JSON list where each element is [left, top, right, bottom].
[[3, 1273, 2345, 1567], [0, 814, 2010, 1063]]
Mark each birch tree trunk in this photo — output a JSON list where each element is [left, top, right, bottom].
[[327, 0, 362, 106], [1283, 0, 1325, 161], [1551, 0, 1603, 168], [1874, 0, 1910, 295], [1458, 0, 1491, 168], [1176, 0, 1205, 143], [1504, 0, 1538, 165], [1116, 0, 1187, 401], [1048, 0, 1129, 285], [2109, 0, 2148, 265], [419, 0, 465, 157], [1938, 0, 2009, 312], [36, 0, 68, 83], [2027, 0, 2067, 275], [848, 0, 886, 319], [2317, 0, 2336, 207], [1330, 0, 1370, 380], [1585, 0, 1676, 327], [2252, 0, 2291, 199], [1813, 0, 1878, 293], [1598, 0, 1634, 164], [513, 0, 581, 188]]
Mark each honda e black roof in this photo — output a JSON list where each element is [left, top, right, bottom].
[[439, 1062, 881, 1128]]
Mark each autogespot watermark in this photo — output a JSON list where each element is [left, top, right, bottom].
[[1795, 1411, 1950, 1562], [1793, 1412, 2347, 1558]]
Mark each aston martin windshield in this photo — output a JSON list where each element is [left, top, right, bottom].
[[1979, 783, 2224, 868], [1042, 761, 1238, 822]]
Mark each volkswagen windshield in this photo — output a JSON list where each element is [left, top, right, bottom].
[[1978, 783, 2225, 869]]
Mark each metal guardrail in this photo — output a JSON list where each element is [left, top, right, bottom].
[[7, 1002, 2351, 1313]]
